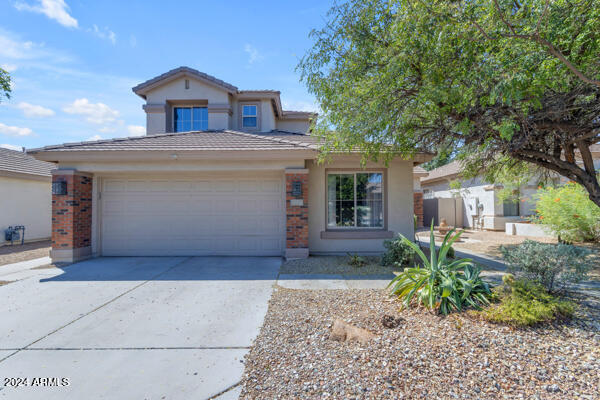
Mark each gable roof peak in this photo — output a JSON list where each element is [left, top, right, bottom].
[[132, 66, 238, 98]]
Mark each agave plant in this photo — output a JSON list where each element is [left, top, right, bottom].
[[388, 223, 491, 315]]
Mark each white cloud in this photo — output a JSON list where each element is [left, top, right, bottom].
[[1, 64, 17, 72], [91, 25, 116, 45], [1, 143, 23, 151], [0, 29, 72, 66], [244, 44, 263, 65], [87, 134, 102, 141], [127, 125, 145, 136], [0, 34, 36, 59], [15, 0, 78, 28], [17, 102, 55, 118], [0, 122, 33, 137], [282, 100, 319, 113], [63, 98, 120, 125], [129, 35, 137, 47], [98, 126, 116, 133]]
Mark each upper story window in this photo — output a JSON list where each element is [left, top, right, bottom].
[[242, 105, 257, 128], [174, 106, 208, 132]]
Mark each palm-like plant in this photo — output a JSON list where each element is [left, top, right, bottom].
[[388, 223, 491, 315]]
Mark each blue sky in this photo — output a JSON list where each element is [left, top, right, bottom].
[[0, 0, 329, 150]]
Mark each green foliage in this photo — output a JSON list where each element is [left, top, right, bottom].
[[298, 0, 600, 206], [347, 253, 367, 268], [532, 181, 600, 242], [480, 275, 575, 327], [422, 146, 454, 171], [388, 223, 491, 315], [0, 67, 11, 102], [447, 245, 455, 260], [500, 240, 593, 292], [381, 236, 415, 266]]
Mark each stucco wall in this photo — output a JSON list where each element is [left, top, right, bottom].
[[276, 119, 311, 133], [260, 100, 276, 132], [146, 77, 229, 104], [307, 157, 414, 254], [143, 77, 230, 135], [0, 176, 51, 245]]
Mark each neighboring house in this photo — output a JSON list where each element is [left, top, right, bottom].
[[0, 148, 54, 245], [421, 146, 600, 230], [29, 67, 432, 263], [421, 161, 540, 230]]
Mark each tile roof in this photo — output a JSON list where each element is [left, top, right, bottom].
[[132, 66, 238, 96], [419, 145, 600, 184], [27, 130, 322, 153], [413, 166, 429, 177], [420, 160, 463, 184], [0, 147, 54, 176]]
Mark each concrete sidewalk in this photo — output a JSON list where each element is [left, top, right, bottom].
[[0, 257, 53, 281], [277, 273, 393, 290]]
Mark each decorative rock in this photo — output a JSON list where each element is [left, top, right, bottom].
[[330, 319, 376, 344], [382, 315, 402, 329]]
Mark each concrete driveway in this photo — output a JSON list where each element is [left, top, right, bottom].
[[0, 256, 281, 400]]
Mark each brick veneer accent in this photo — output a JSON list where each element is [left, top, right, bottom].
[[285, 170, 309, 258], [51, 170, 92, 261], [414, 191, 424, 228]]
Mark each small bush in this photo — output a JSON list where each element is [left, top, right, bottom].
[[381, 237, 415, 266], [533, 182, 600, 243], [500, 240, 592, 292], [480, 275, 575, 327], [347, 253, 366, 268]]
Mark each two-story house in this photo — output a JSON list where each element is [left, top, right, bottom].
[[29, 67, 431, 263]]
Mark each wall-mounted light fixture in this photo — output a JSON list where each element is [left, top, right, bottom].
[[292, 181, 302, 197], [52, 180, 67, 195]]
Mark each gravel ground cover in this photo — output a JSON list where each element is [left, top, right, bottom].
[[0, 240, 51, 266], [281, 256, 396, 275], [240, 288, 600, 399], [416, 230, 600, 280], [416, 229, 557, 258]]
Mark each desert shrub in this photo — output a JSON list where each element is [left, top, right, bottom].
[[388, 225, 491, 315], [447, 245, 455, 259], [480, 274, 575, 327], [347, 253, 366, 268], [533, 182, 600, 243], [500, 240, 592, 292], [381, 237, 415, 266]]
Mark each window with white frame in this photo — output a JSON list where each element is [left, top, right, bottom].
[[242, 104, 258, 128], [173, 106, 208, 132], [327, 172, 384, 228]]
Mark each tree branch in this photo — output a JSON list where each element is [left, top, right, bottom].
[[575, 140, 597, 176]]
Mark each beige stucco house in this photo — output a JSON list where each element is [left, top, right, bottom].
[[29, 67, 431, 263], [421, 149, 600, 230], [0, 147, 53, 246]]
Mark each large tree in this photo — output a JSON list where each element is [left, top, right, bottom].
[[0, 67, 11, 102], [298, 0, 600, 206]]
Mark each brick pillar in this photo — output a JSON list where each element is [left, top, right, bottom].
[[285, 169, 309, 259], [51, 170, 93, 263], [414, 191, 424, 228]]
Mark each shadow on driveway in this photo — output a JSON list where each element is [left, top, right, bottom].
[[41, 256, 282, 283]]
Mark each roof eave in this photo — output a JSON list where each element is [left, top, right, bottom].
[[28, 149, 320, 163]]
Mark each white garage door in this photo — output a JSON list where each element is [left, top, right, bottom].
[[100, 172, 285, 256]]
